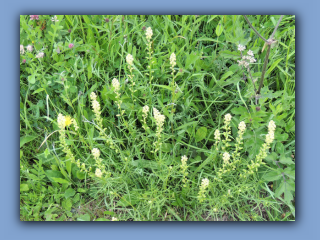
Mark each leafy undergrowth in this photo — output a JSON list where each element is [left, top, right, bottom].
[[20, 15, 295, 221]]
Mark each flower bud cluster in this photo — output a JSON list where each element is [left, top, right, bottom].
[[232, 121, 246, 161], [241, 120, 276, 177], [153, 108, 166, 152], [146, 27, 153, 41], [145, 27, 155, 84], [198, 178, 209, 203], [91, 148, 111, 179], [126, 54, 136, 101], [237, 45, 256, 70], [126, 54, 134, 66], [36, 52, 44, 59], [238, 44, 246, 52], [222, 152, 230, 165], [170, 52, 176, 70], [180, 155, 189, 187], [221, 113, 232, 151], [90, 92, 104, 128], [57, 113, 76, 166], [214, 129, 220, 150], [27, 45, 33, 52], [112, 78, 120, 92], [20, 45, 25, 55], [142, 105, 149, 130], [111, 78, 124, 116]]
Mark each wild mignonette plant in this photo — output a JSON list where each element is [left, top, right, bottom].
[[20, 15, 295, 221]]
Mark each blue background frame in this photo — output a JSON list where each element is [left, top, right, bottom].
[[3, 0, 319, 239]]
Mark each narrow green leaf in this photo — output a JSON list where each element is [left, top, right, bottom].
[[20, 135, 38, 148]]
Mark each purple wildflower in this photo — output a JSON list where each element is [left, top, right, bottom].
[[30, 15, 39, 21]]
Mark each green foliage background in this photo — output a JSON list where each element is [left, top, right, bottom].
[[20, 15, 295, 221]]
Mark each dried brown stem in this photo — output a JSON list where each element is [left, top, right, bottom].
[[243, 15, 268, 43], [257, 44, 271, 95], [243, 15, 284, 97]]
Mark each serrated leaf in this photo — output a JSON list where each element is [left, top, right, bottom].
[[262, 170, 282, 181], [284, 167, 295, 180], [275, 180, 294, 203], [279, 155, 294, 165], [231, 106, 247, 115], [195, 127, 207, 142]]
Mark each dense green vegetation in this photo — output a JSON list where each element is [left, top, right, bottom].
[[20, 15, 295, 221]]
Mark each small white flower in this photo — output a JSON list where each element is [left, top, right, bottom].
[[170, 52, 176, 67], [268, 120, 276, 132], [51, 15, 59, 22], [92, 148, 100, 159], [57, 113, 66, 130], [90, 92, 97, 101], [247, 50, 254, 56], [72, 119, 79, 131], [265, 132, 275, 144], [26, 45, 33, 52], [214, 129, 220, 140], [222, 152, 230, 163], [153, 108, 165, 127], [146, 27, 153, 40], [35, 52, 44, 58], [142, 105, 149, 115], [249, 57, 256, 63], [95, 168, 102, 178], [126, 54, 134, 66], [238, 121, 246, 132], [181, 155, 188, 164], [112, 78, 120, 92], [20, 45, 25, 55], [224, 113, 232, 122], [92, 100, 100, 113], [238, 44, 246, 52], [201, 178, 209, 189]]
